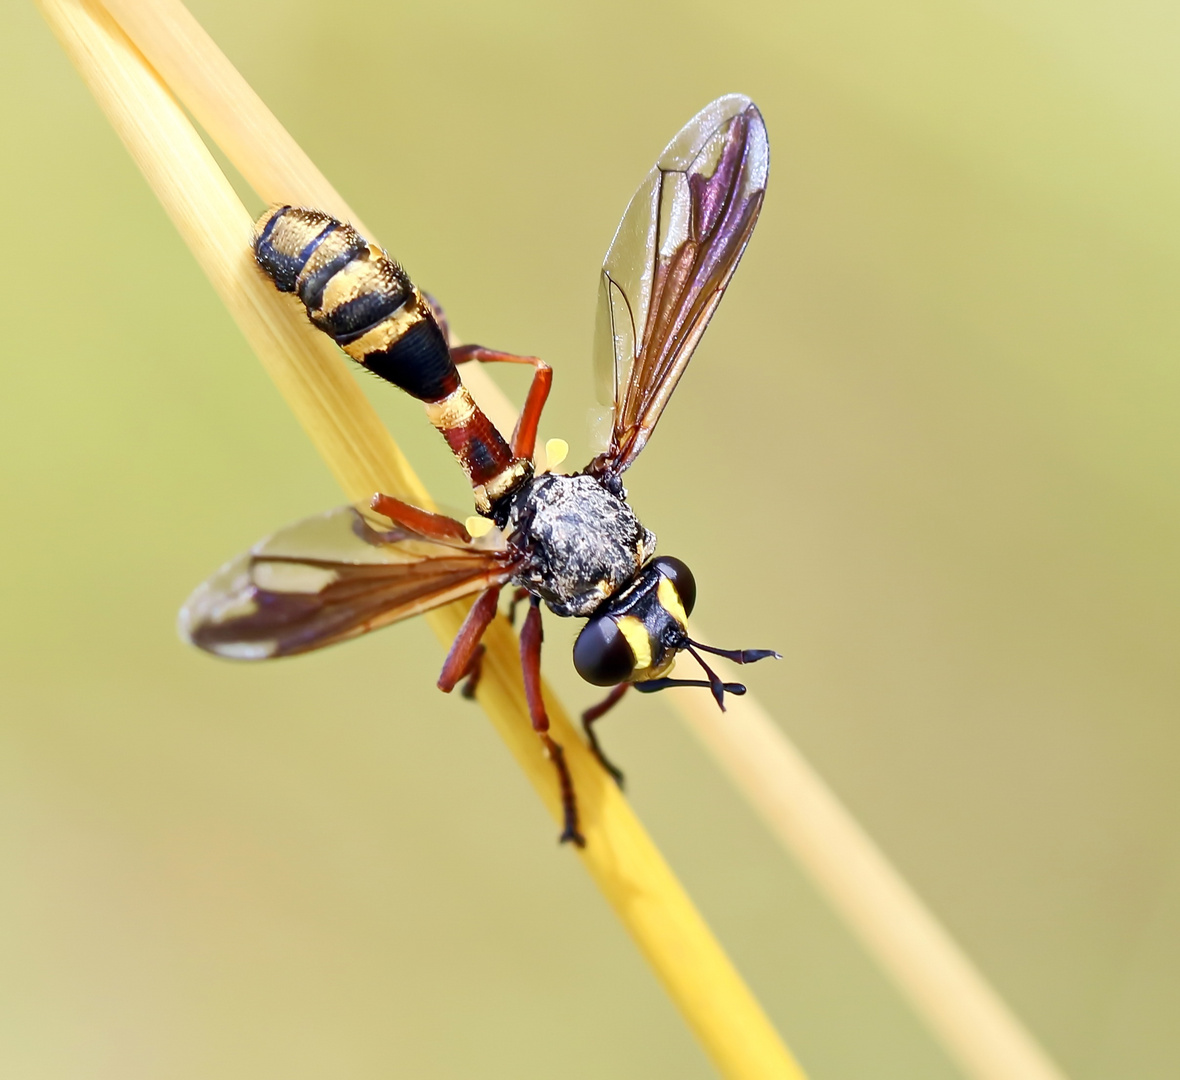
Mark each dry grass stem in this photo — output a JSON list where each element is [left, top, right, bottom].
[[672, 652, 1069, 1080], [36, 0, 805, 1075], [41, 0, 1070, 1075]]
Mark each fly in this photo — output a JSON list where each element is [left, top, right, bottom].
[[181, 95, 777, 845]]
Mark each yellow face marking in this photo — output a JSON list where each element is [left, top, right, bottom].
[[642, 653, 677, 681], [422, 386, 477, 430], [543, 437, 569, 472], [464, 515, 495, 538], [616, 615, 653, 673], [657, 575, 688, 630]]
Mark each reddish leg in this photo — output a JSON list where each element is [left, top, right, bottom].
[[371, 493, 471, 545], [437, 587, 502, 693], [506, 586, 530, 626], [520, 596, 584, 847], [450, 344, 552, 461], [518, 597, 550, 732], [581, 684, 630, 788], [460, 644, 486, 699]]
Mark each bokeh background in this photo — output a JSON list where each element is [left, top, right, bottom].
[[4, 1, 1180, 1076]]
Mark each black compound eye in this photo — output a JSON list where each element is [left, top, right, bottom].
[[653, 556, 696, 616], [573, 617, 635, 686]]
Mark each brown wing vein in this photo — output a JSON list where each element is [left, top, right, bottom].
[[181, 506, 516, 659], [592, 99, 769, 477]]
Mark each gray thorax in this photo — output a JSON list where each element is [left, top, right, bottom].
[[506, 473, 657, 618]]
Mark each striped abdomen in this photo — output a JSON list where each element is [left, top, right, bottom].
[[253, 206, 529, 514]]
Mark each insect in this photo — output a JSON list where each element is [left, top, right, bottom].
[[181, 94, 777, 845]]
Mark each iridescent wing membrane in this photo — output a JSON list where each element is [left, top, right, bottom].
[[590, 95, 769, 478], [180, 504, 513, 659]]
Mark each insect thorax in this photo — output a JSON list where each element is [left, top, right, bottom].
[[507, 473, 657, 618]]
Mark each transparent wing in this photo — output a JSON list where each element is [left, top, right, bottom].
[[590, 95, 769, 476], [179, 503, 513, 660]]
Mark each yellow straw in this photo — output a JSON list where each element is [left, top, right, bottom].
[[36, 0, 806, 1075], [41, 2, 1072, 1076], [673, 652, 1069, 1080]]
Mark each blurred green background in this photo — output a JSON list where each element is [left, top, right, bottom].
[[4, 0, 1180, 1076]]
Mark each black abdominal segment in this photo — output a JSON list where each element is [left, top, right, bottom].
[[254, 206, 458, 402], [362, 317, 459, 400], [253, 206, 526, 510]]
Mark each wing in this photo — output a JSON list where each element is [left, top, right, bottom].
[[589, 95, 769, 478], [179, 503, 514, 660]]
